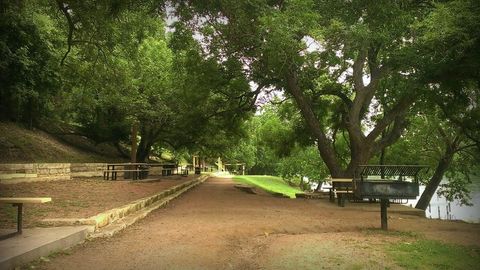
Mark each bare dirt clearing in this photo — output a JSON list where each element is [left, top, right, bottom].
[[0, 176, 194, 229], [27, 177, 480, 269]]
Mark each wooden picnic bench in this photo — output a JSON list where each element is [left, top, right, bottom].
[[0, 197, 51, 236], [326, 178, 354, 207], [161, 163, 177, 176], [146, 163, 178, 176], [103, 163, 149, 180]]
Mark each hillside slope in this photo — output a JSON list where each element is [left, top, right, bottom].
[[0, 122, 127, 163]]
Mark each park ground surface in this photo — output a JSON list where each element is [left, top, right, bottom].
[[21, 176, 480, 270], [0, 175, 194, 229]]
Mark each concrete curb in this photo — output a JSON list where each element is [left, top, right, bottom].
[[0, 226, 91, 270], [89, 175, 208, 238], [41, 175, 209, 230]]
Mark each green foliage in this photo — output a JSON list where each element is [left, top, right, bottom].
[[0, 0, 257, 163], [223, 103, 296, 175], [416, 0, 480, 86], [388, 240, 480, 269], [2, 0, 477, 209], [172, 0, 439, 178], [277, 145, 329, 189], [224, 101, 333, 186], [232, 175, 302, 198], [0, 2, 59, 126], [372, 0, 480, 205]]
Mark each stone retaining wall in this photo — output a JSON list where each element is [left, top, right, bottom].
[[0, 163, 186, 184], [0, 163, 71, 184], [70, 163, 106, 178]]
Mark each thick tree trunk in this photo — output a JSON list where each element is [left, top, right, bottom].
[[344, 143, 372, 177], [285, 65, 410, 179], [314, 180, 322, 192], [285, 71, 343, 177], [299, 176, 304, 191], [136, 136, 153, 162], [415, 146, 455, 210], [380, 130, 387, 178]]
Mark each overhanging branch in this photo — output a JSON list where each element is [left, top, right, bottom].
[[56, 1, 74, 65], [366, 95, 415, 142]]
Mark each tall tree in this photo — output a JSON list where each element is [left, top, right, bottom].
[[412, 0, 480, 209], [173, 0, 434, 177]]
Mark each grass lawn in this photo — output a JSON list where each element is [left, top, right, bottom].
[[232, 175, 302, 198], [388, 239, 480, 269]]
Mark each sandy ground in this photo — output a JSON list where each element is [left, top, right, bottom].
[[28, 177, 480, 269], [0, 176, 193, 229]]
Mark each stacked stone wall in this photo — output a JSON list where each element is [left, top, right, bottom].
[[70, 163, 106, 178], [0, 163, 184, 183], [149, 166, 162, 176], [0, 163, 71, 184]]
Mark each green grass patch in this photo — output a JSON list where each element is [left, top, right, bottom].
[[388, 239, 480, 269], [232, 175, 302, 198]]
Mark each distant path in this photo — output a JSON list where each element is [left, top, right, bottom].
[[37, 177, 480, 270]]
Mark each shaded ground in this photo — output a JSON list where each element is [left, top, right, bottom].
[[27, 177, 480, 269], [0, 175, 194, 229]]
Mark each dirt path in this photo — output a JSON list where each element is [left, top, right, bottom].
[[32, 177, 480, 270]]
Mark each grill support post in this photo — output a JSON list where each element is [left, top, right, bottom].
[[380, 199, 388, 230], [13, 203, 23, 234]]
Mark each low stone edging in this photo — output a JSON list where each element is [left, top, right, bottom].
[[40, 175, 209, 230]]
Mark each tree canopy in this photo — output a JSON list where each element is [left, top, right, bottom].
[[1, 0, 478, 205]]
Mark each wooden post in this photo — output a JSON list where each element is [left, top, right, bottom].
[[14, 203, 23, 234], [126, 122, 138, 180], [242, 164, 245, 175], [381, 199, 388, 230]]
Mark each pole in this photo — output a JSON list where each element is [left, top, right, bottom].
[[381, 199, 388, 230], [14, 203, 23, 234]]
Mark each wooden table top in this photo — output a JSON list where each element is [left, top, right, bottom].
[[0, 197, 52, 204], [329, 178, 353, 183]]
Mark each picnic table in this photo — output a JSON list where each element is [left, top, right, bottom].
[[327, 178, 354, 207], [0, 197, 51, 237], [103, 163, 149, 180]]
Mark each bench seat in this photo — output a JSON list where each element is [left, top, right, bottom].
[[103, 169, 146, 180], [103, 169, 142, 172], [335, 190, 353, 194]]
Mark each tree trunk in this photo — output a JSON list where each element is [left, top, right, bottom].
[[380, 130, 387, 178], [130, 122, 138, 163], [285, 70, 343, 176], [415, 146, 455, 210], [314, 180, 322, 192], [136, 136, 153, 162]]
